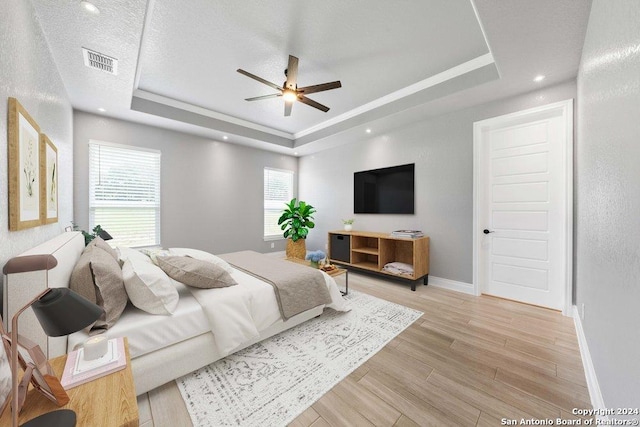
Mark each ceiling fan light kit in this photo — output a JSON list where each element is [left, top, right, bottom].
[[237, 55, 342, 117], [282, 90, 298, 103]]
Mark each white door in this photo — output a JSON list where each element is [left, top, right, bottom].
[[473, 100, 573, 313]]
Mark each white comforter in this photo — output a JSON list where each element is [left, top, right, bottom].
[[188, 267, 351, 354]]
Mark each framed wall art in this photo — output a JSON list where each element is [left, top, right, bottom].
[[40, 134, 58, 224], [8, 97, 43, 230]]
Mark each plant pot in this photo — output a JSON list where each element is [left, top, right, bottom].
[[286, 238, 306, 259], [344, 224, 353, 231]]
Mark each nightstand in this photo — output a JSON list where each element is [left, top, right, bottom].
[[0, 337, 138, 427], [285, 257, 349, 295]]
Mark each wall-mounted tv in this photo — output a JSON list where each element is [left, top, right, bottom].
[[354, 163, 415, 214]]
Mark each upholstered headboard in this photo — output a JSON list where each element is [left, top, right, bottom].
[[2, 232, 85, 358]]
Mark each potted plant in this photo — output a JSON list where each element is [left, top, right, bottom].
[[278, 198, 316, 259], [342, 219, 355, 231], [71, 222, 113, 246]]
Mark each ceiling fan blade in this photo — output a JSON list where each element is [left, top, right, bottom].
[[298, 95, 330, 112], [237, 69, 282, 91], [284, 101, 293, 116], [298, 81, 342, 95], [285, 55, 299, 90], [245, 93, 282, 101]]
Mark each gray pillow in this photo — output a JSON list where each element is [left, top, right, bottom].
[[70, 245, 97, 304], [70, 244, 127, 332], [156, 256, 237, 289], [89, 236, 118, 261]]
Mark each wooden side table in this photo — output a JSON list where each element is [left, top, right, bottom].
[[0, 337, 138, 427], [285, 258, 349, 295]]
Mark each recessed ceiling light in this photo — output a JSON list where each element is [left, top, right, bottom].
[[80, 1, 100, 14], [366, 129, 372, 133], [222, 135, 228, 140], [533, 75, 546, 82], [294, 152, 298, 156], [97, 107, 106, 112]]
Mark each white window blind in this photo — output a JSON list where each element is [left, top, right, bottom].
[[89, 141, 161, 247], [264, 168, 294, 240]]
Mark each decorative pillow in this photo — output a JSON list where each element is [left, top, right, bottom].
[[138, 248, 171, 265], [122, 258, 178, 315], [168, 248, 234, 274], [70, 245, 127, 332], [89, 237, 118, 261], [156, 256, 237, 289], [70, 245, 98, 304]]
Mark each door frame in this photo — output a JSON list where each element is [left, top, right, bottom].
[[472, 99, 574, 315]]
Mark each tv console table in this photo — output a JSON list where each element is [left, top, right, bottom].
[[328, 231, 429, 291]]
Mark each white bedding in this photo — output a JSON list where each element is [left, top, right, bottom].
[[69, 264, 350, 358], [189, 267, 350, 354], [68, 280, 210, 358]]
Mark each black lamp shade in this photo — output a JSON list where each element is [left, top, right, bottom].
[[31, 288, 103, 337], [97, 229, 113, 241]]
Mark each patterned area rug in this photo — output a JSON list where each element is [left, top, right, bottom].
[[176, 290, 423, 427]]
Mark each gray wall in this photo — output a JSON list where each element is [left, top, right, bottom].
[[299, 81, 576, 284], [0, 2, 73, 280], [575, 0, 640, 408], [73, 111, 298, 254]]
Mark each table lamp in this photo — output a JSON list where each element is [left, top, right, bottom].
[[97, 229, 112, 241], [3, 254, 103, 427]]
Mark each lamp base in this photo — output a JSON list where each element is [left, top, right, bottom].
[[21, 409, 76, 427]]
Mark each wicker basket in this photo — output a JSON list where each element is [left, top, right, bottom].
[[286, 238, 306, 259]]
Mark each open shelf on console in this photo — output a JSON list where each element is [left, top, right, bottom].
[[328, 230, 430, 291]]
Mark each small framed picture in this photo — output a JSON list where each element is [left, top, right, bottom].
[[0, 336, 11, 416], [65, 225, 73, 232], [1, 334, 69, 411], [40, 134, 58, 224]]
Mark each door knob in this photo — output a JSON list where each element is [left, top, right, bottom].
[[483, 229, 494, 234]]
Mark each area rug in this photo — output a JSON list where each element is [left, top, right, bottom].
[[176, 290, 423, 427]]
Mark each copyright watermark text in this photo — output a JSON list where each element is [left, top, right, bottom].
[[500, 408, 640, 426]]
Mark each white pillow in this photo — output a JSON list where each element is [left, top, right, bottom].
[[122, 258, 179, 315], [118, 246, 152, 264], [168, 248, 234, 274]]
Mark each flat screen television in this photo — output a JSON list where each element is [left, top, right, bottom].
[[354, 163, 415, 214]]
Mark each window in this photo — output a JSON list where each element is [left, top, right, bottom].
[[89, 141, 161, 247], [264, 168, 294, 240]]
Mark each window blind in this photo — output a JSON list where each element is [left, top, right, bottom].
[[89, 141, 161, 247], [264, 168, 294, 240]]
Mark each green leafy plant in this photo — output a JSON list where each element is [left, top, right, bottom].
[[72, 222, 109, 246], [277, 198, 316, 242], [342, 218, 355, 225]]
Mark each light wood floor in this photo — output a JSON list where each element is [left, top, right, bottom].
[[138, 272, 591, 427]]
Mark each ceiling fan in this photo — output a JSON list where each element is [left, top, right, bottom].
[[237, 55, 342, 116]]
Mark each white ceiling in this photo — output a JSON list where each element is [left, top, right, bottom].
[[31, 0, 592, 155]]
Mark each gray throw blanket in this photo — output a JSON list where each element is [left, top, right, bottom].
[[219, 251, 331, 321]]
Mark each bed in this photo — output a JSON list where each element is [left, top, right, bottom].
[[2, 232, 350, 395]]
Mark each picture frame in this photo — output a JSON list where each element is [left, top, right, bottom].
[[40, 134, 58, 224], [0, 334, 69, 413], [8, 98, 43, 231], [0, 334, 11, 417]]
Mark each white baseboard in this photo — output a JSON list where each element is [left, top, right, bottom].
[[573, 305, 608, 416], [428, 276, 475, 295]]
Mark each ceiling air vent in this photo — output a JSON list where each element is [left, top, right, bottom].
[[82, 47, 118, 75]]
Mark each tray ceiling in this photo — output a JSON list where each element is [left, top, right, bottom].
[[30, 0, 591, 154]]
